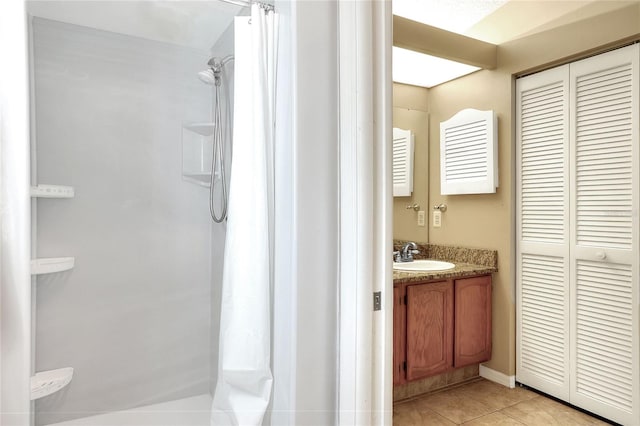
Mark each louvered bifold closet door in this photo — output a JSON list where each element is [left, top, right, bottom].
[[569, 44, 639, 425], [516, 65, 571, 400]]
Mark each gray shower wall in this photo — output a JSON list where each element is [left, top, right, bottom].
[[32, 18, 220, 425], [207, 17, 235, 396]]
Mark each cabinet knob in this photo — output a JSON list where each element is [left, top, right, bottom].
[[595, 251, 607, 260]]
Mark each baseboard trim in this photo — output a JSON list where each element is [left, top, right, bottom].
[[479, 365, 516, 388]]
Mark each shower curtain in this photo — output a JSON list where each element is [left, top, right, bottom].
[[211, 4, 278, 426]]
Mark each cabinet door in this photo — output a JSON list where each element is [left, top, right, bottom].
[[406, 281, 453, 381], [454, 276, 492, 367], [393, 286, 406, 385]]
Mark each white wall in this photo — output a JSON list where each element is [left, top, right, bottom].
[[31, 18, 214, 425], [291, 1, 339, 424]]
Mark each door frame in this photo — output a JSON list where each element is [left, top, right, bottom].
[[337, 1, 392, 424], [0, 0, 33, 423]]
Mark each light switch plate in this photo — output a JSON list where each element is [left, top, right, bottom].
[[418, 210, 425, 227], [433, 210, 442, 228]]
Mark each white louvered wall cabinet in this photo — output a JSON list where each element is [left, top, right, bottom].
[[440, 109, 498, 195], [516, 44, 639, 425], [393, 127, 414, 197]]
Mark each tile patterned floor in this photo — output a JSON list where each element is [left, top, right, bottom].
[[393, 379, 610, 425]]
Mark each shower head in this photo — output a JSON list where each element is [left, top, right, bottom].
[[198, 55, 234, 86], [198, 69, 216, 85]]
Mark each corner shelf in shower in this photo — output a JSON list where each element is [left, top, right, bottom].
[[183, 122, 215, 136], [31, 257, 75, 275], [182, 122, 215, 187], [183, 173, 211, 187], [30, 184, 75, 198], [30, 367, 74, 400]]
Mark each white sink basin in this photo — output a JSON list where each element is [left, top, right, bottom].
[[393, 259, 456, 272]]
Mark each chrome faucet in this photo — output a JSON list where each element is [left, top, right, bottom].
[[394, 242, 419, 263]]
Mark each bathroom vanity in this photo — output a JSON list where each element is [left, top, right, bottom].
[[393, 274, 492, 385], [392, 243, 497, 389]]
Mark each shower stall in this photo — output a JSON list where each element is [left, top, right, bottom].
[[1, 0, 359, 424], [24, 1, 245, 424]]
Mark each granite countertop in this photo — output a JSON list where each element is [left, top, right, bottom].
[[393, 262, 497, 284], [392, 241, 498, 285]]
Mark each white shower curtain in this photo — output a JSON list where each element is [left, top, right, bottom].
[[211, 4, 278, 426]]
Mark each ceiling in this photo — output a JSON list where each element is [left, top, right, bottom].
[[27, 1, 245, 51], [393, 0, 638, 45], [391, 0, 638, 87], [469, 0, 639, 44]]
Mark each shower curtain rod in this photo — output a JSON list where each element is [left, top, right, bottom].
[[219, 0, 275, 12]]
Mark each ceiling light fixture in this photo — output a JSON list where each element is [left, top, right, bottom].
[[392, 47, 481, 88]]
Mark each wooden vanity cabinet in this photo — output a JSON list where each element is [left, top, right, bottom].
[[394, 274, 492, 385], [393, 286, 406, 386], [454, 275, 492, 367], [406, 281, 453, 381]]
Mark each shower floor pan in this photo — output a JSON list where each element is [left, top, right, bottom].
[[45, 393, 212, 426]]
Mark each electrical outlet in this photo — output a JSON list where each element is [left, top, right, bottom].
[[417, 210, 425, 227], [433, 210, 442, 228]]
